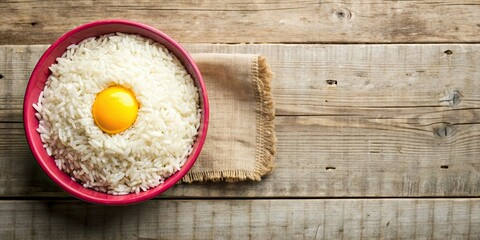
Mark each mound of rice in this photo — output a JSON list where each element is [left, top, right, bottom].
[[33, 33, 201, 195]]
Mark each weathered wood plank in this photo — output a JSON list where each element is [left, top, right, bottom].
[[0, 199, 478, 239], [2, 44, 480, 120], [1, 1, 480, 44], [2, 115, 480, 197]]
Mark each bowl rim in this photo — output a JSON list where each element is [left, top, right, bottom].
[[23, 19, 209, 205]]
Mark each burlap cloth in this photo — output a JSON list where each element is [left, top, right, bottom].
[[182, 54, 276, 182]]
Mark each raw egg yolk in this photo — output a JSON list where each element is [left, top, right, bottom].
[[92, 85, 139, 134]]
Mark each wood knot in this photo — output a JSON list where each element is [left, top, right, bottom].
[[333, 8, 352, 21], [30, 22, 39, 27], [450, 90, 461, 106], [434, 125, 454, 138], [440, 90, 461, 106], [0, 74, 3, 79]]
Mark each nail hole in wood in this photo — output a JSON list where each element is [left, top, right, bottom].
[[444, 50, 453, 55], [30, 22, 39, 26], [0, 74, 3, 79], [326, 80, 337, 85], [441, 165, 449, 169], [326, 166, 336, 170], [435, 125, 454, 137]]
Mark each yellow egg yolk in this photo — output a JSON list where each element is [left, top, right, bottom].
[[92, 85, 139, 134]]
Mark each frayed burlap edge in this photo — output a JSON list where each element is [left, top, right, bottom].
[[251, 56, 276, 180], [181, 55, 276, 183]]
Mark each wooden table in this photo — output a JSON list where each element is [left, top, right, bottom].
[[1, 1, 480, 239]]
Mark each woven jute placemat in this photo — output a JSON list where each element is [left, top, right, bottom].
[[182, 54, 276, 182]]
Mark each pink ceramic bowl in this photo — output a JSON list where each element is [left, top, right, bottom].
[[23, 20, 209, 205]]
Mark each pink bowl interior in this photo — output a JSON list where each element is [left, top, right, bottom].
[[24, 20, 209, 205]]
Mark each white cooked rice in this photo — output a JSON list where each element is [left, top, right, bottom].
[[35, 33, 201, 195]]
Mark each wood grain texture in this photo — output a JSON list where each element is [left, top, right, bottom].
[[1, 1, 480, 44], [2, 0, 480, 236], [0, 199, 479, 239], [3, 44, 480, 120], [2, 115, 480, 197], [2, 44, 480, 197]]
